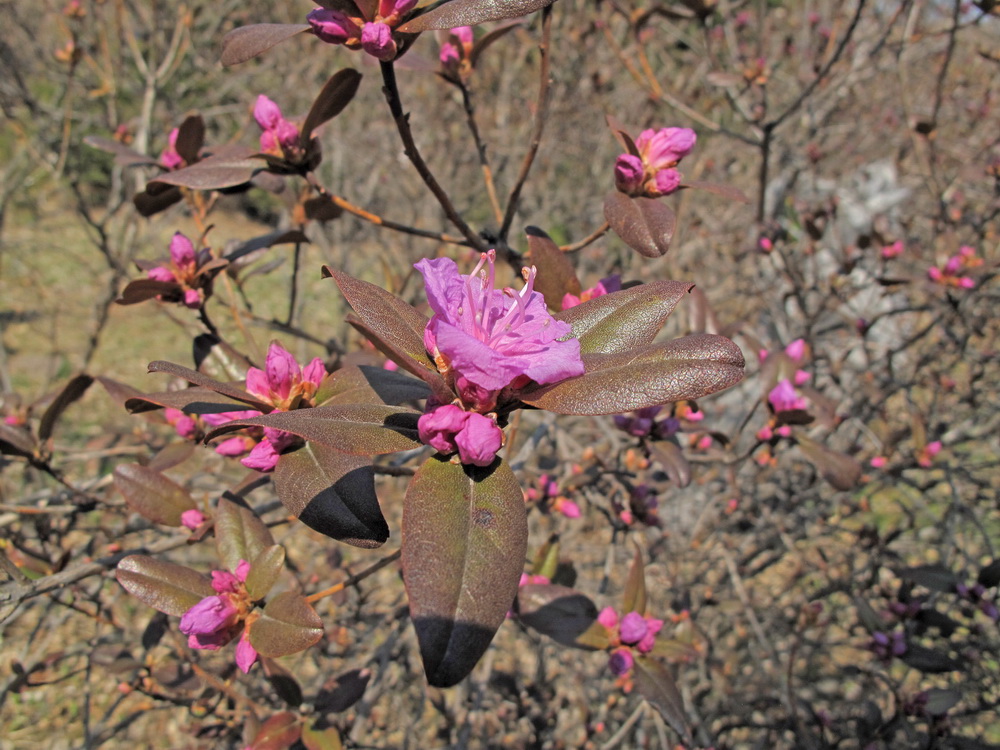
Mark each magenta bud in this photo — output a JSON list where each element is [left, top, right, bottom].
[[179, 595, 238, 637], [361, 22, 397, 61], [147, 266, 176, 283], [613, 154, 644, 194], [183, 289, 202, 309], [619, 611, 649, 645], [651, 168, 681, 196], [307, 8, 360, 44], [241, 437, 281, 472], [454, 412, 503, 467], [607, 648, 634, 676], [235, 630, 258, 673], [169, 232, 196, 268], [253, 95, 283, 131], [180, 509, 206, 530]]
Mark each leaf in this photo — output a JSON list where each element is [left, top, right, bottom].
[[977, 560, 1000, 588], [83, 135, 159, 167], [520, 334, 745, 415], [301, 69, 363, 143], [633, 656, 692, 744], [245, 545, 286, 601], [124, 387, 255, 416], [324, 267, 435, 375], [923, 687, 961, 715], [647, 440, 692, 487], [249, 712, 301, 750], [249, 592, 324, 658], [530, 537, 559, 580], [174, 115, 205, 165], [604, 192, 676, 258], [149, 147, 262, 190], [146, 441, 196, 472], [525, 226, 580, 309], [623, 546, 646, 615], [399, 0, 558, 32], [272, 442, 388, 548], [313, 366, 380, 407], [356, 365, 431, 405], [117, 279, 183, 305], [515, 584, 600, 648], [221, 23, 312, 66], [314, 668, 371, 714], [215, 497, 275, 573], [133, 185, 183, 217], [403, 455, 528, 687], [468, 20, 522, 68], [301, 722, 343, 750], [796, 437, 862, 491], [146, 360, 273, 412], [0, 423, 37, 458], [554, 280, 693, 355], [899, 644, 963, 673], [205, 404, 422, 456], [683, 180, 750, 203], [224, 230, 309, 264], [898, 564, 960, 593], [116, 555, 213, 617], [347, 317, 452, 403], [113, 463, 196, 526], [261, 657, 304, 708], [853, 597, 884, 633]]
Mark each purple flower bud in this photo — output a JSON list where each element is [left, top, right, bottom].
[[637, 617, 663, 653], [619, 611, 649, 645], [215, 435, 251, 457], [253, 95, 283, 131], [179, 595, 239, 638], [169, 232, 196, 268], [275, 119, 301, 154], [614, 154, 644, 194], [361, 22, 397, 61], [418, 403, 468, 455], [307, 7, 360, 45], [651, 168, 681, 196], [607, 647, 634, 676], [454, 412, 503, 467]]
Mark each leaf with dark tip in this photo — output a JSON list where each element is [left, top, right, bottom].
[[515, 584, 599, 648], [116, 555, 213, 617], [174, 115, 205, 165], [520, 334, 745, 415], [347, 317, 451, 403], [301, 69, 363, 143], [245, 545, 286, 600], [324, 267, 434, 373], [554, 280, 693, 355], [149, 148, 263, 190], [604, 192, 676, 258], [356, 365, 431, 404], [38, 374, 93, 442], [468, 21, 521, 67], [215, 497, 275, 573], [117, 279, 183, 305], [272, 443, 388, 548], [221, 24, 312, 66], [623, 547, 646, 615], [261, 658, 304, 708], [249, 712, 301, 750], [133, 186, 183, 217], [113, 463, 196, 526], [633, 656, 692, 744], [647, 440, 692, 487], [315, 669, 372, 714], [898, 564, 959, 593], [899, 644, 963, 673], [605, 114, 639, 156], [682, 180, 750, 203], [124, 386, 254, 416], [84, 136, 159, 167], [224, 230, 309, 264], [146, 361, 273, 412], [205, 404, 422, 456], [0, 424, 36, 458], [399, 0, 558, 32], [249, 592, 324, 658], [525, 226, 580, 310], [796, 437, 862, 491], [403, 455, 528, 687]]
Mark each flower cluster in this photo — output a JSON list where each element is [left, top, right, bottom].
[[439, 26, 474, 81], [253, 95, 302, 161], [146, 233, 214, 309], [561, 275, 621, 310], [523, 474, 580, 519], [614, 127, 696, 198], [414, 251, 584, 466], [928, 245, 981, 289], [598, 606, 664, 676], [757, 339, 812, 441], [308, 0, 416, 62], [180, 560, 258, 673]]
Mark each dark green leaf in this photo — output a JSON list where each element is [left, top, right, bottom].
[[520, 334, 745, 415], [221, 23, 312, 66], [215, 497, 275, 573], [554, 280, 694, 355], [205, 404, 422, 456], [515, 584, 599, 648], [633, 656, 692, 744], [525, 226, 580, 309], [116, 555, 213, 617], [301, 69, 363, 143], [604, 192, 676, 258], [246, 545, 286, 601], [113, 463, 196, 526], [272, 442, 388, 548], [399, 0, 558, 32], [403, 456, 528, 687], [623, 546, 646, 615], [249, 592, 324, 658]]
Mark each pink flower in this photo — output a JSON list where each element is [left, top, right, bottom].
[[439, 41, 460, 66], [415, 251, 584, 403], [180, 508, 207, 530], [165, 408, 199, 440], [881, 241, 904, 259], [784, 339, 806, 363], [613, 154, 645, 194], [253, 96, 303, 160], [562, 275, 622, 310], [619, 612, 648, 643], [598, 606, 619, 630], [607, 647, 634, 676], [870, 456, 887, 468], [245, 341, 325, 410], [234, 631, 258, 673], [614, 126, 696, 198], [307, 1, 416, 61], [417, 403, 503, 467], [917, 440, 942, 468], [768, 379, 808, 413], [635, 128, 697, 171], [179, 560, 258, 671]]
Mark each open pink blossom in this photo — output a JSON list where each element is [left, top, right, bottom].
[[416, 250, 584, 407]]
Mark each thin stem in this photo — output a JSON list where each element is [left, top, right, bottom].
[[561, 221, 609, 253], [379, 61, 486, 250], [305, 549, 401, 604], [499, 5, 553, 242], [457, 80, 504, 225], [283, 235, 303, 328]]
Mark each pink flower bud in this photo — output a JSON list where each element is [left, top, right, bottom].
[[635, 127, 696, 170], [169, 232, 196, 268], [758, 237, 774, 252], [275, 119, 301, 154], [959, 276, 975, 289], [607, 648, 634, 676], [784, 339, 806, 362], [183, 289, 202, 309], [241, 436, 282, 472], [147, 266, 176, 283], [597, 606, 619, 631], [945, 255, 962, 274], [613, 154, 644, 194], [636, 617, 663, 653], [361, 22, 397, 61], [253, 95, 283, 131], [215, 436, 252, 457], [870, 456, 887, 468], [439, 41, 460, 66], [418, 403, 468, 455], [928, 266, 943, 281], [619, 612, 648, 645], [651, 168, 681, 196], [160, 128, 184, 170], [454, 26, 474, 45], [264, 341, 299, 401], [454, 412, 503, 467], [379, 0, 417, 19], [180, 508, 206, 530], [308, 7, 360, 44], [179, 595, 238, 639]]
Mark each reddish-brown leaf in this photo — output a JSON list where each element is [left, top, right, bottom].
[[249, 592, 324, 658], [400, 0, 558, 32], [116, 555, 213, 617], [215, 497, 276, 573], [221, 24, 312, 66], [525, 226, 580, 309], [301, 69, 363, 143], [515, 584, 600, 648], [604, 192, 676, 258], [114, 463, 196, 526]]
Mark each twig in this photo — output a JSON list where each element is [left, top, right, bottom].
[[457, 81, 504, 226], [305, 548, 401, 604], [601, 702, 646, 750], [560, 221, 609, 253]]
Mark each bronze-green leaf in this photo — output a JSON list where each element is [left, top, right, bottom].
[[246, 545, 286, 601], [116, 555, 213, 617], [113, 463, 196, 526], [221, 24, 312, 66], [622, 546, 646, 615], [249, 592, 324, 658], [403, 456, 528, 687], [272, 442, 388, 548], [604, 192, 676, 258], [633, 656, 692, 744], [399, 0, 558, 32], [215, 498, 275, 573]]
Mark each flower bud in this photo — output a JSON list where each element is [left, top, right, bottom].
[[361, 22, 397, 61]]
